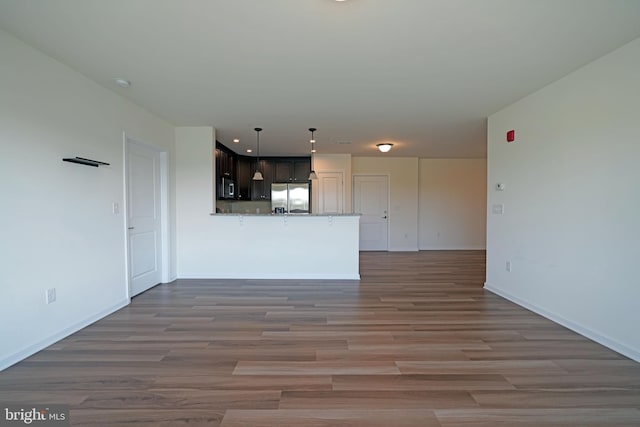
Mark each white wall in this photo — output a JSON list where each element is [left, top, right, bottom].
[[175, 126, 216, 275], [0, 30, 175, 370], [352, 157, 419, 251], [486, 38, 640, 361], [419, 159, 487, 249]]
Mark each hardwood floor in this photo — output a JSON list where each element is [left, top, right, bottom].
[[1, 251, 639, 426]]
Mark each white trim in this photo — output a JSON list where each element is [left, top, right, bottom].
[[484, 282, 640, 363], [122, 132, 130, 298], [179, 273, 361, 280], [0, 299, 129, 372], [419, 245, 487, 250], [159, 151, 171, 283], [389, 246, 419, 252]]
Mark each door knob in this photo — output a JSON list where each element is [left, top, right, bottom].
[[128, 227, 135, 230], [382, 216, 387, 219]]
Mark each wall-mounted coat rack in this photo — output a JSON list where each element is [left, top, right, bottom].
[[62, 157, 110, 167]]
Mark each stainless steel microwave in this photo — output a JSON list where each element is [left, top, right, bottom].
[[220, 176, 235, 199]]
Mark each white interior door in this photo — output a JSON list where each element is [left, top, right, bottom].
[[127, 140, 162, 296], [317, 172, 344, 214], [353, 175, 389, 251]]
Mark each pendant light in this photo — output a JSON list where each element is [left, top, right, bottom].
[[308, 127, 318, 180], [252, 127, 264, 181]]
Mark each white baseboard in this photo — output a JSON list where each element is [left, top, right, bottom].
[[178, 273, 360, 280], [484, 283, 640, 363], [419, 246, 486, 250], [389, 246, 419, 252], [0, 299, 130, 372]]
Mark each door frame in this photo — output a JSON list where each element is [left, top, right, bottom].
[[352, 173, 390, 251], [123, 132, 170, 299]]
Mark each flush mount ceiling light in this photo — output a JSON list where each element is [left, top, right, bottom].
[[113, 78, 131, 88], [252, 128, 264, 181], [308, 128, 318, 180], [377, 143, 394, 153], [233, 138, 240, 143]]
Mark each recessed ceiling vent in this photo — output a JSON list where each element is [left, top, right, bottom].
[[336, 141, 352, 145]]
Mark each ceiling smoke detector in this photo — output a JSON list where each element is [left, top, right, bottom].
[[113, 78, 131, 88]]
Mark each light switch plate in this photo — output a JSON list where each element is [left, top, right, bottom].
[[46, 288, 56, 304]]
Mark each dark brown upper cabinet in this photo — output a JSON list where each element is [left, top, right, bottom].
[[215, 142, 311, 201], [273, 158, 311, 183]]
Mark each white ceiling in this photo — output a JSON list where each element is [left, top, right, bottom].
[[1, 0, 640, 158]]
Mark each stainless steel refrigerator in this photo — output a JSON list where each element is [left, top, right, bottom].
[[271, 183, 310, 214]]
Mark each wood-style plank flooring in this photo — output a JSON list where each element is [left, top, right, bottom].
[[1, 251, 639, 426]]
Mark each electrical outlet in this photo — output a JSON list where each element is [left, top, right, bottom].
[[46, 288, 56, 304], [506, 261, 512, 272]]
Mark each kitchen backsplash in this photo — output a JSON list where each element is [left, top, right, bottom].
[[216, 200, 271, 214]]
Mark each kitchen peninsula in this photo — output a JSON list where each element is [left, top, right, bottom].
[[175, 130, 359, 281], [208, 142, 360, 280], [200, 213, 360, 280]]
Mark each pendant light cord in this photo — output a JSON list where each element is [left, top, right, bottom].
[[252, 128, 264, 181], [255, 127, 261, 170]]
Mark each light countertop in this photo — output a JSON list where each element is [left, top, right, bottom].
[[210, 213, 360, 217]]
